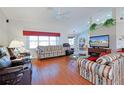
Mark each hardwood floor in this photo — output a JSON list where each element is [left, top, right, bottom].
[[31, 56, 92, 85]]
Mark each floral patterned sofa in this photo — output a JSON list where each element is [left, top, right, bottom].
[[37, 45, 70, 59], [77, 52, 124, 85]]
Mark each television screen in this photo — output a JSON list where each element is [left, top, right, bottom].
[[89, 35, 109, 48]]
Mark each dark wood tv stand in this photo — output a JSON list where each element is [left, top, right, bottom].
[[88, 48, 111, 55]]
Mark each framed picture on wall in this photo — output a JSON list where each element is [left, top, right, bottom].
[[79, 37, 88, 50]]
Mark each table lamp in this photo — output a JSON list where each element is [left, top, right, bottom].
[[8, 40, 24, 59]]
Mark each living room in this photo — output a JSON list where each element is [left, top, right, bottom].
[[0, 7, 124, 85]]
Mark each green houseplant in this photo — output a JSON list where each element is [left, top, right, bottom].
[[103, 18, 116, 27], [90, 23, 97, 31]]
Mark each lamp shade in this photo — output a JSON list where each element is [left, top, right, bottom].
[[19, 41, 24, 46], [9, 40, 24, 48]]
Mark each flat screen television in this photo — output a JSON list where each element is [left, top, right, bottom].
[[89, 35, 109, 48]]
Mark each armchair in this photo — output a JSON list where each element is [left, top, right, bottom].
[[63, 43, 74, 55]]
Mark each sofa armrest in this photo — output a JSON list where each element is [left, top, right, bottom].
[[0, 65, 24, 75], [78, 58, 94, 67], [78, 58, 97, 73], [96, 64, 113, 80]]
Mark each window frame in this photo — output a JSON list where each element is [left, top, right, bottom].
[[28, 36, 60, 49], [68, 37, 75, 48]]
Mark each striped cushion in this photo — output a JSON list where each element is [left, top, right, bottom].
[[96, 53, 121, 65], [96, 64, 113, 80], [80, 59, 92, 67], [119, 52, 124, 57], [77, 58, 86, 67], [87, 61, 97, 73]]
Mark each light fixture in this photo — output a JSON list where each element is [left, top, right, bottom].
[[8, 40, 25, 58], [107, 14, 111, 17], [88, 21, 90, 24], [96, 19, 100, 22]]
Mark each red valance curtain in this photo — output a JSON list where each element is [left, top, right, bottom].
[[23, 30, 60, 36]]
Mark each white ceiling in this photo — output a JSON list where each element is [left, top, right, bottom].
[[1, 7, 112, 32]]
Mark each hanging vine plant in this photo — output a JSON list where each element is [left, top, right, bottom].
[[90, 23, 97, 31], [103, 18, 116, 27], [89, 18, 116, 32]]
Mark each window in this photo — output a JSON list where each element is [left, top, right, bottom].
[[29, 36, 38, 49], [50, 37, 57, 45], [28, 36, 60, 49], [39, 36, 49, 46], [68, 38, 75, 48], [23, 31, 60, 49]]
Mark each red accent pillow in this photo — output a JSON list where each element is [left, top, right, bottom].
[[87, 57, 98, 61], [99, 52, 108, 57], [117, 50, 124, 53]]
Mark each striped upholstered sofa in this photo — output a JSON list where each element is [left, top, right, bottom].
[[37, 45, 70, 59], [78, 53, 124, 85]]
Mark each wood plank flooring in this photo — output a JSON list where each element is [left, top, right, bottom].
[[31, 56, 92, 85]]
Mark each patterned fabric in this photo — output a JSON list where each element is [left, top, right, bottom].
[[79, 59, 97, 84], [96, 64, 113, 80], [0, 56, 11, 68], [0, 47, 10, 57], [0, 47, 11, 69], [119, 52, 124, 57], [96, 53, 121, 65], [37, 45, 67, 59], [78, 52, 124, 85]]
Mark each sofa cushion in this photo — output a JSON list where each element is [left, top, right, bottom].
[[96, 53, 121, 65]]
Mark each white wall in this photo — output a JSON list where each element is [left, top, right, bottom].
[[0, 9, 8, 46], [116, 21, 124, 49], [7, 20, 69, 58], [7, 20, 69, 44], [116, 8, 124, 49], [90, 26, 117, 51]]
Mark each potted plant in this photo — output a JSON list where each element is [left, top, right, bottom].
[[103, 18, 116, 27], [90, 23, 97, 31]]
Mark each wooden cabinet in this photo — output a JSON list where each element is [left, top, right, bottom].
[[88, 48, 111, 55]]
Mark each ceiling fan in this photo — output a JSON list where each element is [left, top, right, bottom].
[[47, 7, 69, 20]]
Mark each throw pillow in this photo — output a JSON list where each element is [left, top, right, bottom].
[[87, 56, 98, 61], [99, 52, 108, 57], [96, 53, 121, 65], [0, 50, 7, 59], [0, 56, 11, 69]]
